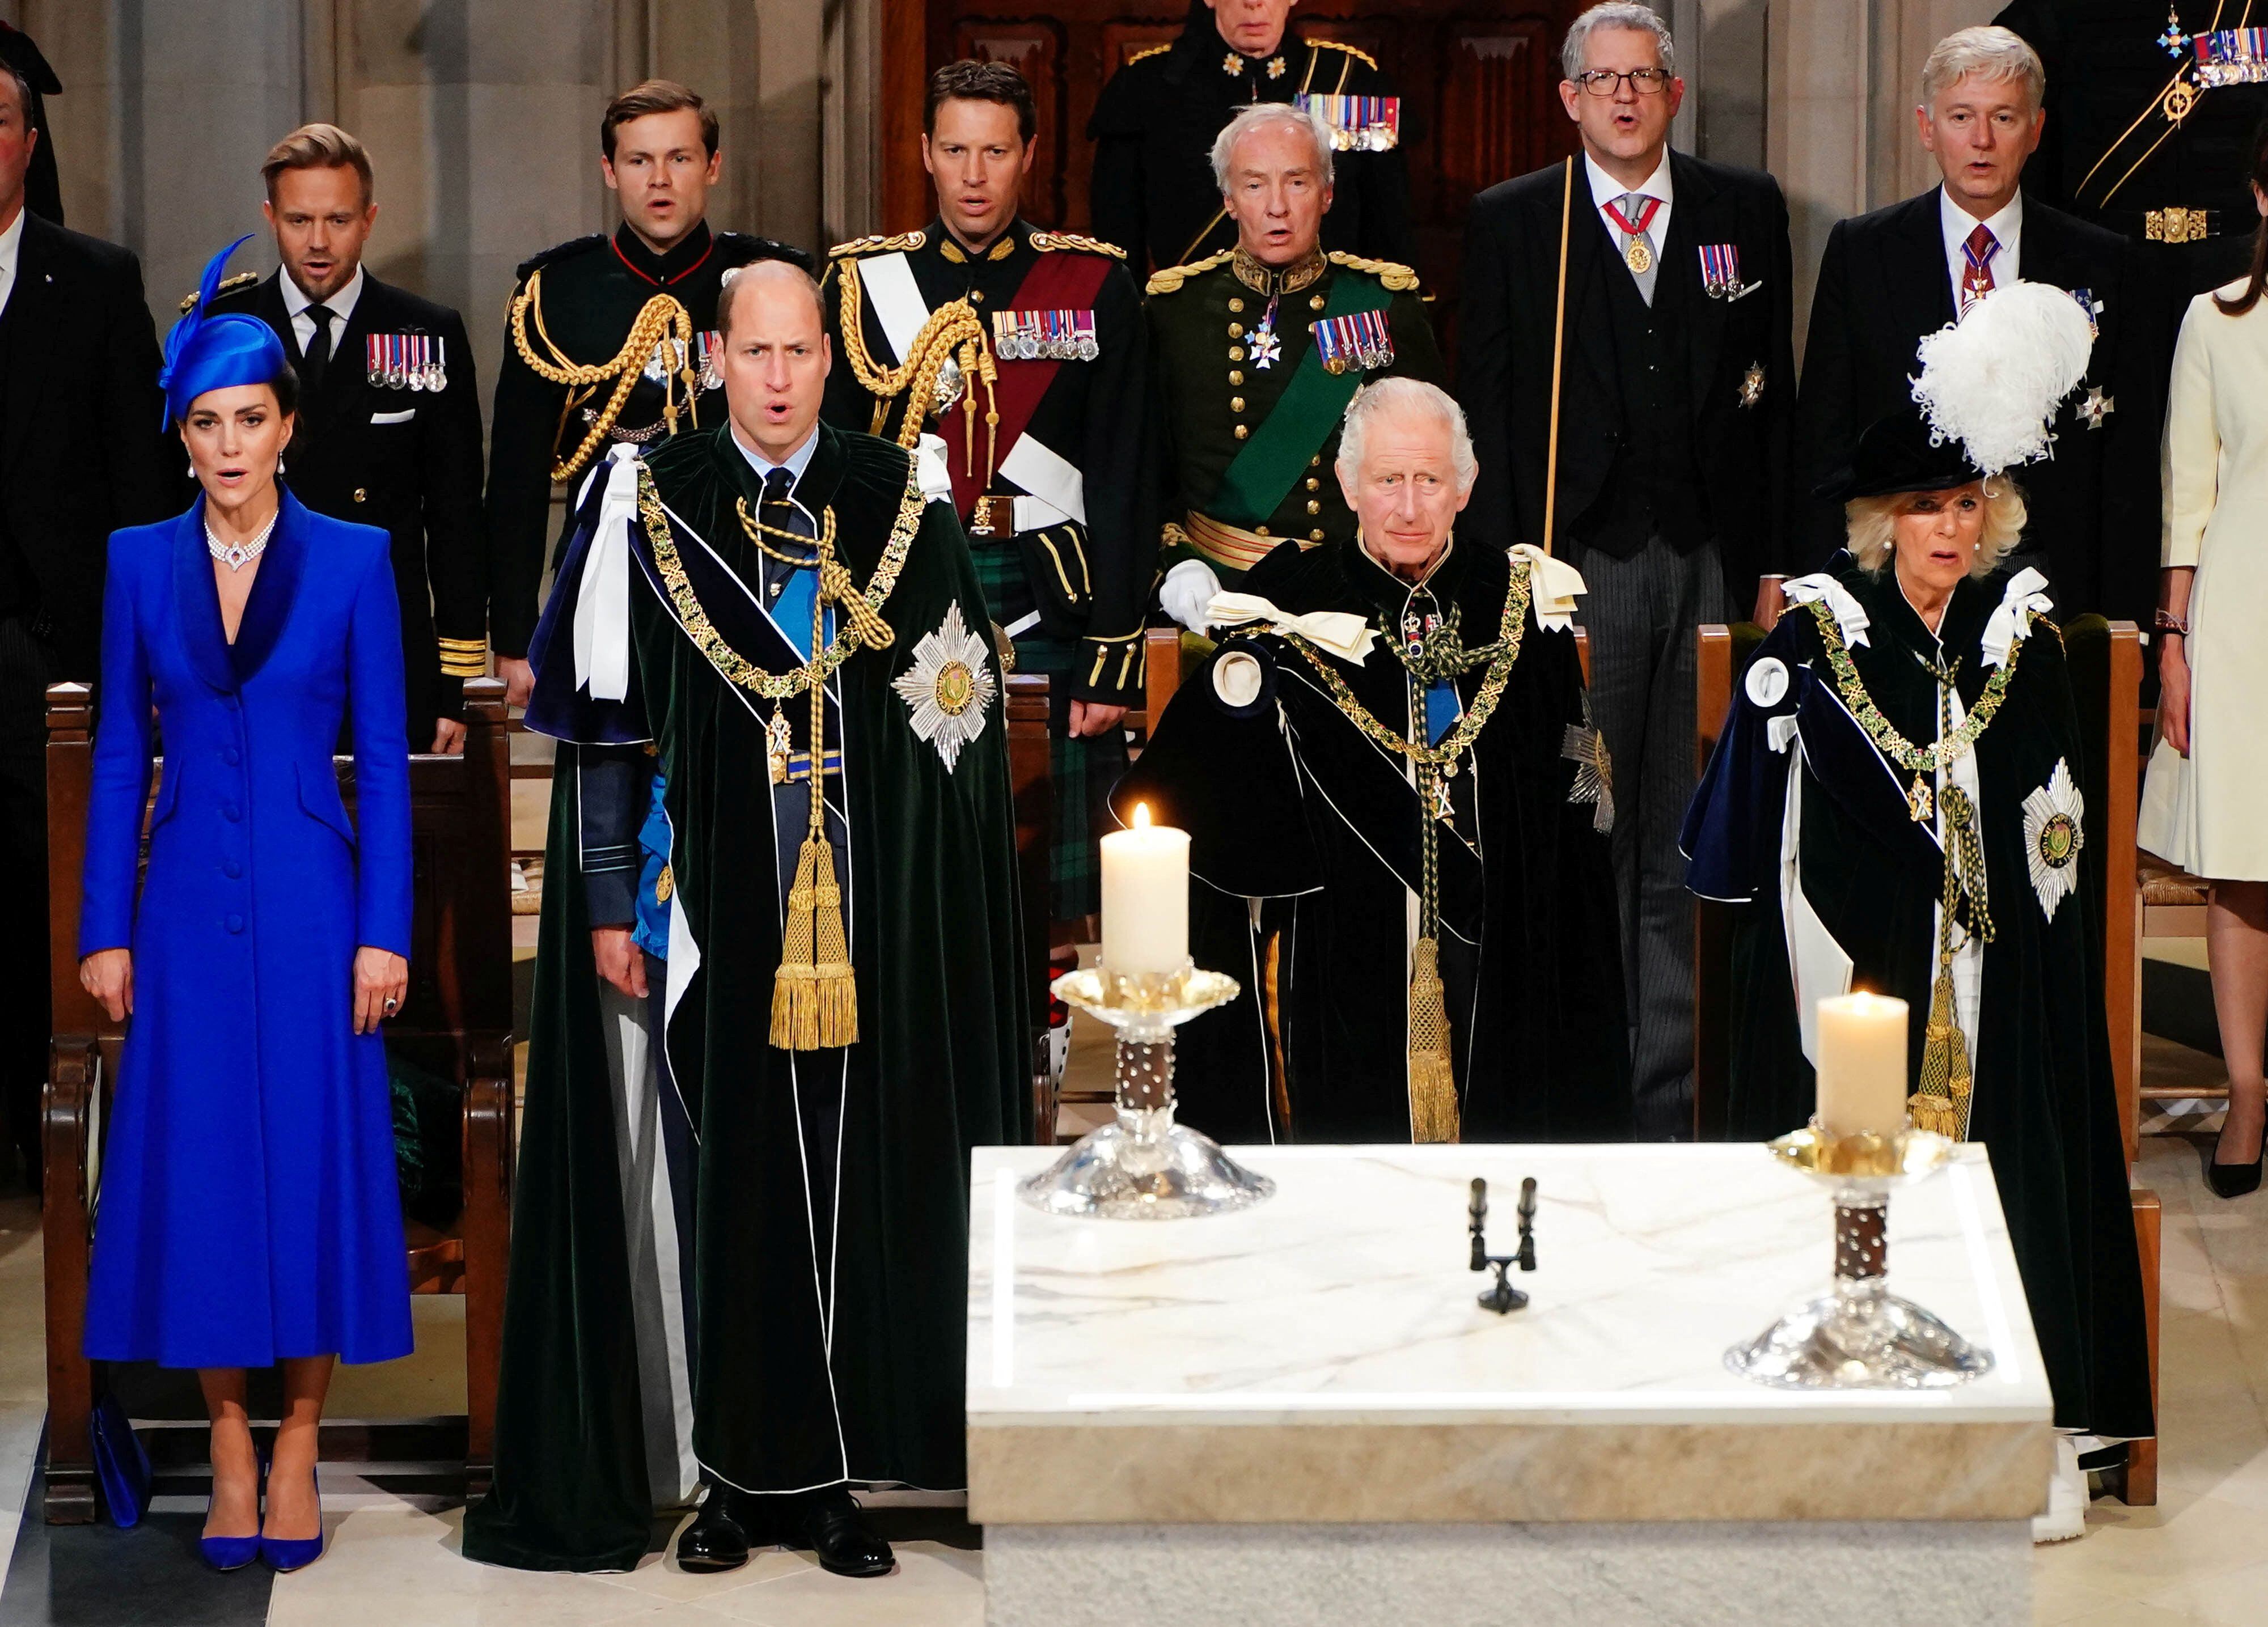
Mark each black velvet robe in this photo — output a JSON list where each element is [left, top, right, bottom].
[[1114, 537, 1630, 1143], [1683, 562, 2152, 1439], [465, 424, 1030, 1570]]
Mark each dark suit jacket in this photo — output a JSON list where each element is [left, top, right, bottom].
[[1793, 188, 2166, 624], [1458, 151, 1796, 605], [208, 270, 488, 740], [0, 213, 172, 678]]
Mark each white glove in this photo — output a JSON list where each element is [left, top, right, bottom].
[[1160, 559, 1223, 635]]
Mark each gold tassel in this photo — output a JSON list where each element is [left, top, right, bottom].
[[1909, 954, 1971, 1139], [1407, 936, 1461, 1144]]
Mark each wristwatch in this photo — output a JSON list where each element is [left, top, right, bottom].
[[2153, 609, 2190, 636]]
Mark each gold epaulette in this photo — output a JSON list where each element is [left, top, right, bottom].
[[1146, 249, 1234, 296], [1327, 249, 1419, 292], [829, 230, 926, 259], [1310, 39, 1379, 70], [179, 271, 259, 313], [1127, 42, 1170, 65], [1029, 230, 1127, 260]]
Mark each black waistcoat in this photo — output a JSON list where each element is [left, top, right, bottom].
[[0, 295, 31, 615], [1589, 254, 1708, 558]]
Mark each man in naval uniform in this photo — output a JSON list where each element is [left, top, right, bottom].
[[204, 123, 487, 753], [483, 79, 807, 702], [1146, 100, 1442, 635], [1090, 0, 1416, 276], [466, 260, 1027, 1578], [820, 58, 1149, 939], [1996, 0, 2267, 295]]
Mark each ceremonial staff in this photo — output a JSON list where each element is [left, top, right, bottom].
[[1543, 156, 1574, 557]]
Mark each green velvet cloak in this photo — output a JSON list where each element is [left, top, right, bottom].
[[464, 423, 1030, 1571]]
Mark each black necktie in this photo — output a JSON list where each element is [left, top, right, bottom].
[[301, 303, 335, 393], [763, 467, 813, 539]]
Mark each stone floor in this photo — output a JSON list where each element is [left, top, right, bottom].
[[0, 1028, 2258, 1625]]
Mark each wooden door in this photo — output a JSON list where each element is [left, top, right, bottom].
[[882, 3, 1592, 337]]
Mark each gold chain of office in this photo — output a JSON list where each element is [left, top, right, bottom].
[[1801, 596, 2034, 780], [636, 463, 921, 700], [1280, 561, 1534, 771], [510, 276, 699, 483]]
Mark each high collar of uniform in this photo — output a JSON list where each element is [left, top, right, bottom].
[[933, 219, 1025, 265], [1233, 246, 1326, 294], [612, 219, 715, 286]]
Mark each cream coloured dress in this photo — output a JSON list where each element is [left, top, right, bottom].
[[2138, 280, 2268, 881]]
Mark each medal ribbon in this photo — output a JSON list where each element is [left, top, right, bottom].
[[1601, 195, 1662, 240]]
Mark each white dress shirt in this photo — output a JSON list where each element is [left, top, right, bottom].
[[0, 206, 26, 322], [281, 262, 365, 357], [730, 421, 819, 492], [1584, 150, 1674, 261], [1939, 187, 2022, 311]]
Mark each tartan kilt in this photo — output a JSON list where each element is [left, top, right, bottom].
[[968, 540, 1125, 925]]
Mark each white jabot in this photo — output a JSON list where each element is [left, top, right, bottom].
[[1508, 544, 1587, 630], [0, 206, 26, 320], [1937, 187, 2022, 313], [573, 444, 645, 701], [1980, 565, 2053, 669], [281, 262, 365, 354], [1781, 573, 1871, 647], [1204, 592, 1378, 663], [1584, 150, 1674, 256]]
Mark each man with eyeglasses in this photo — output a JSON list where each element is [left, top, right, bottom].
[[1459, 1, 1794, 1141], [1793, 24, 2161, 628]]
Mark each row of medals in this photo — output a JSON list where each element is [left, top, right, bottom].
[[370, 358, 448, 392], [999, 329, 1099, 363]]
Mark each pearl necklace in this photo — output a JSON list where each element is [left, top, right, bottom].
[[206, 510, 279, 573]]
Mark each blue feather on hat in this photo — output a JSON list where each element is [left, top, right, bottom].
[[159, 235, 289, 426]]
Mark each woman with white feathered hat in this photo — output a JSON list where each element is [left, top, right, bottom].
[[1682, 281, 2153, 1543]]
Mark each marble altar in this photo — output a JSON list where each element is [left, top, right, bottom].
[[968, 1143, 2053, 1627]]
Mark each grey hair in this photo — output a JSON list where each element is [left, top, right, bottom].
[[1843, 477, 2028, 578], [1919, 25, 2044, 111], [1561, 2, 1676, 80], [1211, 101, 1334, 196], [1335, 378, 1479, 491], [0, 63, 32, 122], [717, 258, 826, 337]]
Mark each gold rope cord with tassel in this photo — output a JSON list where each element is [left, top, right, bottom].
[[833, 264, 998, 461], [1907, 679, 1996, 1139], [1407, 753, 1460, 1143], [744, 502, 863, 1052], [509, 274, 697, 483]]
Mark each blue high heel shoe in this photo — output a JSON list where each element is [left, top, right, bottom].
[[200, 1454, 264, 1573], [259, 1463, 324, 1573]]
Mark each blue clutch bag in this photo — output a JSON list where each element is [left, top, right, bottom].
[[89, 1392, 153, 1528]]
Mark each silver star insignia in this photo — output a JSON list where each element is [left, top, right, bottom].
[[2079, 386, 2115, 429], [1560, 701, 1614, 834]]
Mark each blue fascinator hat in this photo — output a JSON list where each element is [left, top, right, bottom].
[[159, 235, 289, 425]]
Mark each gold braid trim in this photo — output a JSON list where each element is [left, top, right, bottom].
[[637, 460, 922, 701], [510, 272, 696, 483], [832, 264, 995, 453]]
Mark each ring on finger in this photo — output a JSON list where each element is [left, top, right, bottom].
[[383, 995, 400, 1015]]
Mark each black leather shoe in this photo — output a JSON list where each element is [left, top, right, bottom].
[[675, 1486, 754, 1574], [785, 1487, 894, 1578], [2206, 1149, 2265, 1200]]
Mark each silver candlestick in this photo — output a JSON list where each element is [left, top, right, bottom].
[[1725, 1123, 1994, 1389], [1019, 963, 1275, 1220]]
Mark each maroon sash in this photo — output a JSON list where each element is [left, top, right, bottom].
[[938, 249, 1113, 518]]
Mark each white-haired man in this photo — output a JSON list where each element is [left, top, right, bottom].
[[1146, 100, 1443, 629], [1459, 1, 1795, 1139], [1794, 23, 2161, 626], [469, 259, 1029, 1581], [1119, 376, 1631, 1147]]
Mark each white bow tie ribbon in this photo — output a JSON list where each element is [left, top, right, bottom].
[[1782, 572, 1872, 647], [1981, 565, 2053, 670], [573, 443, 644, 702], [1507, 544, 1588, 631], [1204, 591, 1378, 663]]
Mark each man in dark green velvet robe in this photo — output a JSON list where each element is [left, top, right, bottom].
[[466, 261, 1029, 1577]]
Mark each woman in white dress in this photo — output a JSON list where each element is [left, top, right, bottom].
[[2139, 119, 2268, 1200]]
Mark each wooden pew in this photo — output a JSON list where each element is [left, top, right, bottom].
[[41, 679, 517, 1519]]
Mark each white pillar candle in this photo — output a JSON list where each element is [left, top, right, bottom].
[[1815, 992, 1910, 1139], [1100, 803, 1190, 976]]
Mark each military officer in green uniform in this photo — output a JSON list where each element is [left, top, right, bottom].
[[1090, 0, 1417, 276], [1996, 0, 2268, 294], [1148, 100, 1443, 632], [820, 60, 1150, 932], [484, 79, 807, 700]]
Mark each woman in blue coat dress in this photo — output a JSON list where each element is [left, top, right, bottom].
[[77, 239, 414, 1573]]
